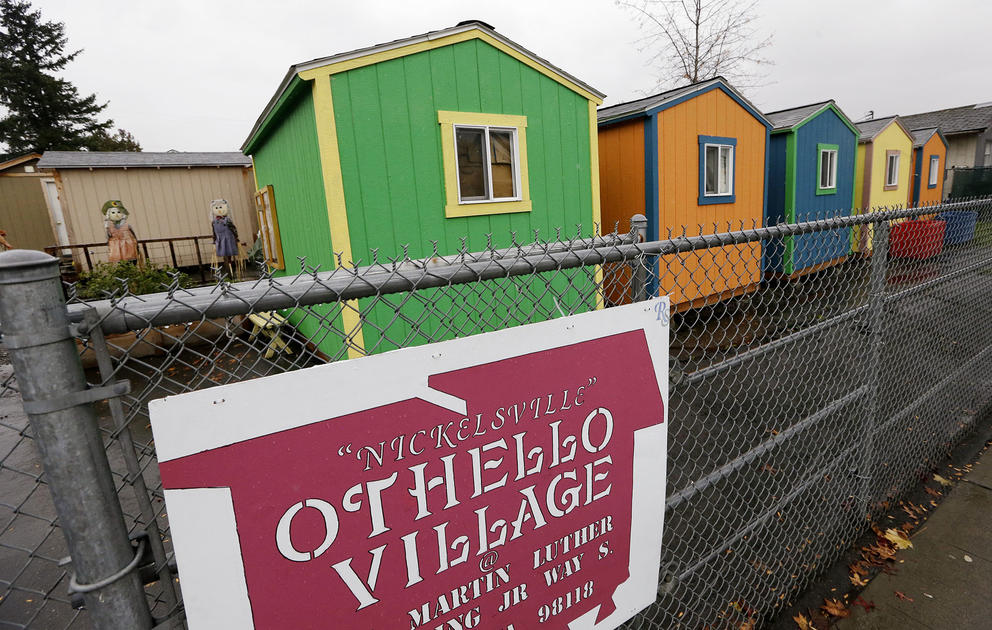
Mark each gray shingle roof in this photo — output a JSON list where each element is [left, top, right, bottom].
[[901, 103, 992, 136], [597, 77, 769, 127], [910, 127, 939, 147], [37, 151, 252, 169], [597, 81, 706, 123], [855, 116, 905, 142], [764, 101, 832, 130]]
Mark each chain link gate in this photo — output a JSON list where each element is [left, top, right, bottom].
[[1, 198, 991, 628]]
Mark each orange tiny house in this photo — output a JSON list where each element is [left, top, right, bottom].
[[597, 77, 770, 309], [908, 127, 948, 206]]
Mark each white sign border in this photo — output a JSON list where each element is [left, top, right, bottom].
[[151, 298, 670, 629]]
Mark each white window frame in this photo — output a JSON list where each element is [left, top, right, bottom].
[[703, 143, 734, 197], [453, 125, 522, 205], [885, 152, 900, 187], [819, 148, 838, 190], [928, 155, 940, 187]]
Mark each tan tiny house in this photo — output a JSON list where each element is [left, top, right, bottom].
[[36, 151, 258, 269], [0, 154, 58, 251]]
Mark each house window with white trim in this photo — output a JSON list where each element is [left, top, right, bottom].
[[455, 126, 519, 202], [928, 155, 940, 187], [817, 144, 838, 194], [704, 144, 734, 196], [438, 111, 532, 218], [885, 151, 900, 188]]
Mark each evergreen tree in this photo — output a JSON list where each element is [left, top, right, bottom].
[[0, 0, 140, 154]]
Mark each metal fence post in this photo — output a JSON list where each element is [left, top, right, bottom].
[[630, 213, 648, 302], [0, 251, 153, 629], [858, 217, 890, 518]]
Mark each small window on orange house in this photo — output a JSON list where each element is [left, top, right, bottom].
[[254, 185, 285, 270]]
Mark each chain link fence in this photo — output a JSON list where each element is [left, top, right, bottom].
[[1, 198, 991, 628]]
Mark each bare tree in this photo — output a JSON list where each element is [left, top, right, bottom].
[[618, 0, 773, 92]]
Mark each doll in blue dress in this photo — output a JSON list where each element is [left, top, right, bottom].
[[210, 199, 239, 276]]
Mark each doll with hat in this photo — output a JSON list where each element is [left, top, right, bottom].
[[210, 199, 239, 275], [102, 200, 139, 263]]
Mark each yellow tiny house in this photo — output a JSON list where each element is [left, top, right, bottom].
[[853, 116, 914, 251]]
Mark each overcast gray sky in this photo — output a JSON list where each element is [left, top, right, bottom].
[[32, 0, 992, 152]]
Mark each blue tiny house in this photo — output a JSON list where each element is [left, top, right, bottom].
[[764, 101, 859, 275]]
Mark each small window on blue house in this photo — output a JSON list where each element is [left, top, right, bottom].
[[817, 144, 838, 195], [698, 135, 736, 204], [928, 155, 939, 188]]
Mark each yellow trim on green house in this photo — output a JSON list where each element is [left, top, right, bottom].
[[437, 111, 532, 218], [297, 29, 602, 104], [588, 101, 604, 310], [310, 75, 366, 357]]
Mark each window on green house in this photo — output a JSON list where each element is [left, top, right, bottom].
[[455, 126, 520, 202], [438, 111, 532, 218], [818, 147, 837, 190]]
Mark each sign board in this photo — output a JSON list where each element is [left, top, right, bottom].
[[150, 298, 670, 629]]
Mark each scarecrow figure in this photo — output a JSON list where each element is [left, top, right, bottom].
[[210, 198, 239, 275], [103, 200, 139, 263]]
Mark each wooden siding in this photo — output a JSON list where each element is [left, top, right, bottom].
[[0, 175, 56, 251], [911, 134, 946, 205], [597, 117, 645, 305], [252, 90, 333, 273], [330, 38, 595, 260], [251, 87, 347, 359], [656, 88, 766, 305], [865, 123, 914, 208], [789, 108, 857, 272], [598, 118, 646, 233], [326, 38, 598, 355], [853, 123, 914, 252], [56, 165, 258, 267], [945, 135, 977, 169]]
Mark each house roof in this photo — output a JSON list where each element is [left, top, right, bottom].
[[854, 116, 912, 143], [0, 152, 42, 172], [596, 77, 770, 128], [909, 127, 948, 149], [765, 101, 831, 130], [242, 20, 605, 152], [37, 151, 252, 169], [900, 102, 992, 136]]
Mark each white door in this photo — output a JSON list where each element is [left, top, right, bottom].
[[41, 178, 70, 253]]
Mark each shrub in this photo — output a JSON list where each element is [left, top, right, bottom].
[[75, 261, 194, 300]]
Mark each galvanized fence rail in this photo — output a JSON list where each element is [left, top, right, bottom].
[[1, 197, 991, 628]]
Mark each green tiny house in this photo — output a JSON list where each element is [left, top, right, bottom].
[[242, 21, 605, 358]]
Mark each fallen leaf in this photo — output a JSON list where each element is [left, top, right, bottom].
[[884, 528, 914, 549], [793, 613, 817, 630], [895, 591, 915, 602], [924, 487, 941, 497], [868, 543, 896, 561], [964, 555, 973, 563], [739, 620, 756, 630], [849, 562, 868, 576], [821, 599, 850, 618], [850, 572, 869, 587], [934, 474, 952, 486], [853, 597, 876, 613]]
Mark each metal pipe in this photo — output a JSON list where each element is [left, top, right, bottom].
[[0, 250, 153, 629], [70, 199, 990, 334]]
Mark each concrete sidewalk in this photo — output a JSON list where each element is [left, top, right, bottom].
[[836, 448, 992, 629]]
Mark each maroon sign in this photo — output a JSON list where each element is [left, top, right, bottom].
[[152, 303, 669, 629]]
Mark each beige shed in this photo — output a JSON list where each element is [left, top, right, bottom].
[[36, 151, 258, 270], [0, 153, 58, 252]]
